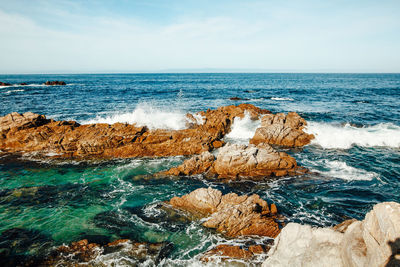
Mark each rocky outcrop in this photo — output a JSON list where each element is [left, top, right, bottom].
[[0, 82, 11, 86], [201, 244, 268, 262], [41, 239, 172, 266], [44, 81, 66, 85], [161, 143, 306, 179], [263, 202, 400, 267], [250, 112, 314, 147], [0, 104, 268, 159], [168, 187, 282, 238]]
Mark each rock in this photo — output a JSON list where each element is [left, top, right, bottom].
[[41, 239, 172, 266], [201, 244, 267, 261], [168, 187, 283, 238], [20, 83, 27, 85], [160, 143, 306, 180], [162, 151, 215, 176], [0, 104, 269, 159], [213, 143, 304, 179], [0, 112, 50, 132], [250, 112, 314, 147], [230, 97, 249, 101], [0, 82, 11, 86], [262, 202, 400, 267], [44, 81, 66, 85]]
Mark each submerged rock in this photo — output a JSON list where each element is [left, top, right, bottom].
[[168, 187, 283, 238], [250, 112, 314, 147], [263, 202, 400, 267], [0, 82, 11, 86], [161, 143, 306, 180], [0, 104, 268, 159], [41, 239, 172, 266], [44, 81, 66, 85]]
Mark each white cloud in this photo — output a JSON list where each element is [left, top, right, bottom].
[[0, 2, 399, 73]]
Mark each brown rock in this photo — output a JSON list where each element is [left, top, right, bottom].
[[20, 83, 27, 85], [0, 82, 11, 86], [168, 187, 283, 238], [160, 143, 307, 180], [250, 112, 314, 147], [44, 81, 66, 85], [0, 104, 269, 159]]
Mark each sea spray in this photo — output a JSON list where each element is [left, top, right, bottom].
[[306, 122, 400, 149], [224, 111, 260, 144], [81, 103, 189, 130]]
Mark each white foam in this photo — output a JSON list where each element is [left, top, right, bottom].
[[322, 160, 377, 181], [306, 122, 400, 149], [271, 97, 294, 101], [81, 104, 189, 130], [225, 111, 260, 144], [3, 89, 24, 94]]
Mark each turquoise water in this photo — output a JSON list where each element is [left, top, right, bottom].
[[0, 73, 399, 265]]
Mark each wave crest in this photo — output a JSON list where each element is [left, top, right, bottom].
[[81, 104, 189, 130], [306, 122, 400, 149]]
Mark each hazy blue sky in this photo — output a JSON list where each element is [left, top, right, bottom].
[[1, 0, 399, 73]]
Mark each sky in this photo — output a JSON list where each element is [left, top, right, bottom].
[[0, 0, 399, 74]]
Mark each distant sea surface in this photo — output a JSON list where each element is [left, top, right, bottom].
[[1, 73, 400, 265]]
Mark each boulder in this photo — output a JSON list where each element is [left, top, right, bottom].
[[168, 187, 283, 238], [250, 112, 314, 147], [263, 202, 400, 267], [0, 104, 269, 159], [44, 81, 66, 85], [160, 143, 306, 180]]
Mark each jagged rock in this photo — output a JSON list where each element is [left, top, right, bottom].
[[250, 112, 314, 147], [263, 202, 400, 267], [44, 81, 66, 85], [0, 104, 269, 159], [41, 239, 172, 266], [0, 112, 50, 132], [168, 187, 283, 238], [201, 244, 267, 261], [161, 143, 306, 179]]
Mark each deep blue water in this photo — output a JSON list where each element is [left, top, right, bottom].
[[0, 73, 399, 265]]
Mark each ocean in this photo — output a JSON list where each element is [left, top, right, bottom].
[[0, 73, 399, 265]]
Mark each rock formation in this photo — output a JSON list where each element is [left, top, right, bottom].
[[250, 112, 314, 147], [0, 82, 11, 86], [201, 244, 268, 262], [44, 81, 66, 85], [40, 239, 172, 266], [161, 143, 306, 179], [0, 104, 268, 159], [263, 202, 400, 267], [168, 187, 283, 238]]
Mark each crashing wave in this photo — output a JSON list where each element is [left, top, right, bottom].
[[306, 122, 400, 149]]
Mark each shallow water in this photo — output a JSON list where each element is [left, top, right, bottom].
[[0, 73, 399, 265]]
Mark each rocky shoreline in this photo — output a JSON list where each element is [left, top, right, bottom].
[[0, 104, 399, 266]]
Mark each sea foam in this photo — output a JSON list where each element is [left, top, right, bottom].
[[225, 111, 260, 144], [306, 122, 400, 149], [81, 104, 190, 130]]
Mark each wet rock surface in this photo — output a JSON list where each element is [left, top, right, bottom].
[[161, 143, 307, 180], [263, 202, 400, 267], [0, 104, 269, 159], [201, 244, 268, 262], [250, 112, 314, 147], [0, 82, 12, 86], [168, 187, 283, 238], [40, 239, 172, 266]]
